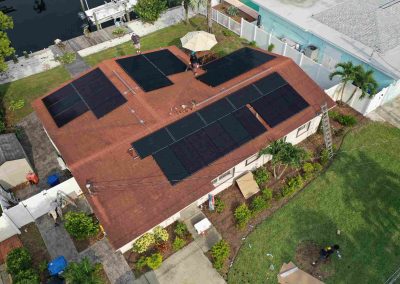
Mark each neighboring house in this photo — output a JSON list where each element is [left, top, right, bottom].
[[252, 0, 400, 92], [33, 46, 334, 253], [0, 134, 32, 190]]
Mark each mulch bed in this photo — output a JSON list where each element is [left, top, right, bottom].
[[19, 223, 51, 283], [214, 2, 256, 23], [202, 105, 365, 277], [124, 221, 193, 277], [70, 214, 105, 253]]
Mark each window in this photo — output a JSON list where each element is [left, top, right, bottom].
[[245, 154, 258, 166], [212, 168, 235, 186], [296, 122, 311, 137]]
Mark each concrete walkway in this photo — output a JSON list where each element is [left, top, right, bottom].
[[64, 54, 90, 77], [136, 242, 225, 284], [79, 238, 135, 284], [35, 214, 79, 261], [367, 96, 400, 128]]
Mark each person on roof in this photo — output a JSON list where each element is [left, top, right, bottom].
[[189, 51, 200, 75], [131, 32, 141, 54]]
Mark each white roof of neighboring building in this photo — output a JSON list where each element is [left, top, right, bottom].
[[252, 0, 400, 80]]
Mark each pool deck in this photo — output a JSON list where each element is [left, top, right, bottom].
[[251, 0, 400, 79]]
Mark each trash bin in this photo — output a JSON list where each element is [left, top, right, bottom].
[[47, 174, 60, 187], [48, 256, 68, 276]]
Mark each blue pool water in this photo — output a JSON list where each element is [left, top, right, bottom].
[[240, 0, 259, 11]]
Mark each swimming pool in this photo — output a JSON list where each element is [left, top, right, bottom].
[[240, 0, 259, 11]]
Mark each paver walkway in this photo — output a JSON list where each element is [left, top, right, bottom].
[[367, 96, 400, 128], [35, 214, 79, 261], [64, 54, 91, 77], [79, 238, 135, 284]]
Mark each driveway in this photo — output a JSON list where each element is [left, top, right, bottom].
[[136, 242, 225, 284]]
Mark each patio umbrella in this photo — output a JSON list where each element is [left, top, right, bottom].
[[180, 31, 218, 52]]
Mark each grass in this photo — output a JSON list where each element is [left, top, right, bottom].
[[0, 66, 71, 125], [84, 16, 248, 66], [228, 122, 400, 284]]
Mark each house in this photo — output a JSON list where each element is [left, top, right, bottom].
[[32, 46, 334, 253], [0, 133, 33, 190], [252, 0, 400, 91]]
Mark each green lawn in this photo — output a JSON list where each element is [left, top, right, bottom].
[[84, 16, 248, 66], [228, 122, 400, 284], [0, 66, 71, 125]]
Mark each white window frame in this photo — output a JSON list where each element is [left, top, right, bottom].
[[296, 121, 311, 137], [212, 168, 235, 186], [245, 154, 258, 166]]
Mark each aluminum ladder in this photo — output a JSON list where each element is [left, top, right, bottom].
[[321, 103, 334, 159]]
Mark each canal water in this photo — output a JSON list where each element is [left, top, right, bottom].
[[2, 0, 105, 55]]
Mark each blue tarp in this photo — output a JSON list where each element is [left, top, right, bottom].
[[48, 256, 67, 276], [47, 174, 60, 187]]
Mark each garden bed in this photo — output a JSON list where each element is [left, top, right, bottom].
[[202, 104, 364, 277], [69, 214, 104, 253], [19, 223, 51, 282], [124, 220, 193, 276], [214, 2, 256, 23]]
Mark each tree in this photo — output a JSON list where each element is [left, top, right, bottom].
[[260, 140, 306, 179], [64, 212, 100, 240], [182, 0, 197, 24], [0, 11, 14, 73], [64, 258, 103, 284], [329, 61, 361, 102], [134, 0, 167, 24], [6, 248, 32, 276], [346, 66, 378, 103]]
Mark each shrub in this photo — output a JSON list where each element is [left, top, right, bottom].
[[112, 27, 127, 36], [222, 29, 235, 37], [320, 148, 330, 166], [261, 188, 273, 202], [281, 175, 304, 197], [174, 221, 188, 238], [215, 197, 226, 213], [302, 162, 314, 180], [250, 196, 267, 214], [234, 204, 252, 229], [172, 237, 186, 251], [313, 162, 322, 172], [153, 226, 169, 243], [135, 256, 147, 272], [253, 167, 270, 187], [6, 248, 32, 276], [329, 111, 357, 127], [64, 258, 102, 284], [133, 233, 155, 253], [211, 240, 230, 270], [0, 121, 6, 133], [146, 253, 163, 270], [249, 41, 257, 47], [55, 52, 76, 64], [8, 99, 25, 111], [268, 43, 275, 52], [226, 6, 239, 16], [64, 212, 100, 240], [13, 269, 40, 284], [134, 0, 167, 23]]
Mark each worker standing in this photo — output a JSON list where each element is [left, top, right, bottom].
[[131, 32, 141, 54]]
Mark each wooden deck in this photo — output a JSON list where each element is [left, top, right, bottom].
[[58, 25, 131, 53], [0, 235, 22, 264]]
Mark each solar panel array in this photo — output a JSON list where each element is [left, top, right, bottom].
[[132, 72, 310, 184], [116, 49, 187, 92], [42, 68, 127, 127], [197, 47, 276, 87]]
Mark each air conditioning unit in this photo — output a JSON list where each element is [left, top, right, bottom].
[[304, 45, 319, 61]]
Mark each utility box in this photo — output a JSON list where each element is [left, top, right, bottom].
[[304, 45, 319, 61]]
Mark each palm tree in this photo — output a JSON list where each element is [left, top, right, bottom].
[[182, 0, 194, 24], [206, 0, 212, 32], [188, 0, 212, 32], [346, 67, 378, 103], [329, 62, 361, 102]]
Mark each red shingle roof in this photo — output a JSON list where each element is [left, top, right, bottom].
[[33, 46, 334, 249]]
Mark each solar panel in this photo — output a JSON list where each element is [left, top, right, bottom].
[[185, 129, 221, 165], [233, 107, 266, 137], [170, 140, 204, 174], [153, 147, 188, 185], [73, 68, 127, 118], [198, 99, 235, 123], [132, 128, 174, 158], [218, 114, 251, 145], [203, 122, 237, 155], [42, 84, 89, 127], [197, 48, 276, 87], [227, 85, 262, 109], [144, 49, 187, 75], [167, 113, 205, 140], [251, 84, 309, 127], [117, 55, 173, 92]]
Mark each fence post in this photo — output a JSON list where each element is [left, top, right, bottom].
[[228, 15, 231, 30], [315, 63, 322, 86], [240, 18, 244, 37], [253, 24, 257, 41], [268, 32, 272, 46], [282, 42, 287, 56], [216, 9, 219, 23], [299, 53, 304, 67]]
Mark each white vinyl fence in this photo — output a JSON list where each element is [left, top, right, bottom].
[[0, 178, 82, 242], [202, 9, 400, 114]]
